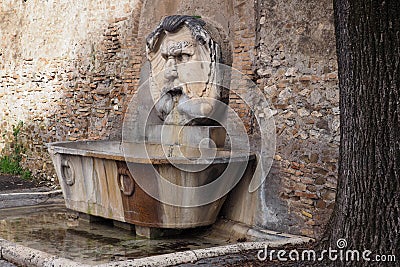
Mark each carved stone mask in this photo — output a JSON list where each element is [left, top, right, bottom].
[[146, 15, 221, 125]]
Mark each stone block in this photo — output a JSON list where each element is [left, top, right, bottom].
[[135, 226, 163, 239], [295, 191, 318, 199], [146, 125, 226, 148]]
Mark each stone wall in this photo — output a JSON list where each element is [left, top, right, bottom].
[[0, 0, 338, 238], [255, 0, 338, 237]]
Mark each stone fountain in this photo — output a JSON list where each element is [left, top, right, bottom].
[[48, 15, 272, 239]]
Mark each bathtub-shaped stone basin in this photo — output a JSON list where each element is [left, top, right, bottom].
[[47, 141, 254, 231]]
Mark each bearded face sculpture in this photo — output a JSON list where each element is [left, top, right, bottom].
[[146, 15, 222, 125]]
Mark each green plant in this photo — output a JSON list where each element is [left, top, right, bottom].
[[0, 121, 31, 179], [0, 155, 23, 174], [21, 170, 32, 180]]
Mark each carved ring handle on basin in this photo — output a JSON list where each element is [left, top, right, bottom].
[[61, 159, 75, 186], [117, 167, 135, 196]]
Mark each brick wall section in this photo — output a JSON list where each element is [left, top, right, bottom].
[[230, 0, 257, 132], [255, 0, 338, 237]]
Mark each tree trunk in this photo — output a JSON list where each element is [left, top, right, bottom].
[[321, 0, 400, 266]]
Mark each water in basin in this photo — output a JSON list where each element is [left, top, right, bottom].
[[0, 204, 229, 265]]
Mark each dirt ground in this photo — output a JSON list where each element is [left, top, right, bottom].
[[0, 174, 40, 193]]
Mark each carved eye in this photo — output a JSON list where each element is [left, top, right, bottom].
[[177, 53, 191, 63]]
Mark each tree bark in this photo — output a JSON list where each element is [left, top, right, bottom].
[[321, 0, 400, 266]]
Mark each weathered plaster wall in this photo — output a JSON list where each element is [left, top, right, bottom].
[[0, 0, 142, 178], [0, 0, 338, 238]]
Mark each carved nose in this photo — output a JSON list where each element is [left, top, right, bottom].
[[164, 56, 178, 80]]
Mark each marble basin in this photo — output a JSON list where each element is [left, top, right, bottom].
[[47, 141, 253, 233]]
